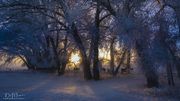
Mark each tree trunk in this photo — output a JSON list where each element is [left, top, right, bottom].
[[142, 57, 159, 88], [92, 0, 100, 80], [136, 41, 159, 88], [88, 36, 94, 63], [113, 49, 127, 76], [82, 54, 92, 80], [58, 35, 68, 76], [110, 38, 115, 74], [93, 35, 100, 80], [92, 27, 100, 80], [167, 1, 180, 78], [19, 56, 35, 70], [126, 49, 131, 74], [166, 45, 180, 78], [71, 23, 92, 80], [58, 60, 67, 75], [166, 62, 175, 86], [175, 58, 180, 78], [49, 37, 60, 70]]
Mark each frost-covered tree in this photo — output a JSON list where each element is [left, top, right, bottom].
[[0, 0, 179, 85], [0, 0, 70, 73], [97, 0, 179, 87]]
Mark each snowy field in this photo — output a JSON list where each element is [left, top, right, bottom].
[[0, 71, 180, 101]]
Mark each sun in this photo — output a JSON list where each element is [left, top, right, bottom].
[[70, 52, 81, 64]]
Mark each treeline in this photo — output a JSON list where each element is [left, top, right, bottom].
[[0, 0, 179, 87]]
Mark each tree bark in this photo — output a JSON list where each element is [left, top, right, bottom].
[[136, 41, 159, 88], [19, 55, 35, 70], [82, 54, 92, 80], [71, 23, 92, 80], [166, 62, 175, 86], [49, 37, 60, 70], [167, 46, 180, 78], [58, 35, 68, 76], [113, 49, 127, 76], [110, 38, 115, 74], [92, 0, 100, 80], [126, 49, 131, 74], [92, 35, 100, 80]]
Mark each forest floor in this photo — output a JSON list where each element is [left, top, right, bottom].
[[0, 70, 180, 101]]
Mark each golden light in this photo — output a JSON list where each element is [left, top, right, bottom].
[[99, 48, 110, 60], [69, 52, 81, 65]]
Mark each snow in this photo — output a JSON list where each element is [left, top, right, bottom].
[[0, 66, 27, 71], [0, 71, 179, 101]]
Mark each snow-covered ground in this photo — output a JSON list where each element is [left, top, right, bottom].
[[0, 71, 179, 101]]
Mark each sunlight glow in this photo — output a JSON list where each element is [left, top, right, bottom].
[[99, 48, 110, 60], [70, 52, 81, 64]]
